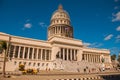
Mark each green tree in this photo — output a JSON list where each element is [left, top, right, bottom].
[[19, 64, 25, 71], [111, 54, 116, 61], [0, 41, 7, 77]]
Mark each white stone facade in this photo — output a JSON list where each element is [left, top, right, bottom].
[[0, 5, 112, 72]]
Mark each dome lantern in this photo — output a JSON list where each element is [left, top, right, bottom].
[[58, 4, 63, 10]]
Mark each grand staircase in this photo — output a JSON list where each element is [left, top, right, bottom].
[[53, 59, 101, 73]]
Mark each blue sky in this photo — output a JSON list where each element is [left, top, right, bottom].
[[0, 0, 120, 56]]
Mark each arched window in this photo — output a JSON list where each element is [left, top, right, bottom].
[[29, 62, 31, 66]]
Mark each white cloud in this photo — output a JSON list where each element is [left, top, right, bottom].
[[116, 35, 120, 42], [89, 43, 103, 48], [83, 42, 91, 47], [24, 23, 32, 28], [116, 35, 120, 39], [116, 26, 120, 31], [26, 19, 30, 22], [114, 6, 119, 10], [112, 12, 120, 22], [39, 22, 47, 28], [104, 34, 113, 40], [83, 42, 103, 48], [114, 0, 119, 2]]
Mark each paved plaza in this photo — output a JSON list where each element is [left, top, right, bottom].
[[0, 71, 120, 80]]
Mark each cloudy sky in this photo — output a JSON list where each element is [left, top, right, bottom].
[[0, 0, 120, 55]]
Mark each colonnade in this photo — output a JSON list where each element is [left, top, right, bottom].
[[9, 45, 51, 61], [82, 53, 101, 63], [57, 48, 77, 61], [48, 26, 73, 38]]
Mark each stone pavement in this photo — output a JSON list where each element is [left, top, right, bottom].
[[0, 71, 120, 80]]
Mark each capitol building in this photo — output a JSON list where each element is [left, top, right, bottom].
[[0, 5, 112, 72]]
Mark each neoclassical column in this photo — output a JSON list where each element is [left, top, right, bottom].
[[60, 26, 61, 33], [58, 51, 60, 58], [27, 47, 30, 59], [66, 48, 68, 60], [86, 54, 88, 62], [88, 54, 90, 62], [53, 27, 55, 34], [97, 55, 99, 63], [94, 55, 96, 63], [93, 55, 94, 63], [94, 55, 95, 63], [74, 50, 76, 61], [49, 50, 51, 60], [98, 55, 100, 63], [88, 54, 89, 62], [99, 55, 101, 63], [56, 27, 58, 34], [40, 49, 43, 60], [89, 54, 90, 62], [38, 49, 41, 60], [70, 49, 72, 61], [12, 45, 16, 58], [91, 54, 93, 62], [55, 27, 56, 34], [56, 27, 57, 34], [61, 26, 63, 33], [18, 46, 21, 58], [76, 50, 77, 61], [63, 48, 65, 60], [36, 48, 39, 60], [86, 54, 87, 61], [32, 48, 34, 60], [84, 54, 86, 61], [45, 50, 47, 61], [96, 55, 98, 63], [95, 55, 97, 63], [22, 47, 25, 59], [89, 54, 91, 62]]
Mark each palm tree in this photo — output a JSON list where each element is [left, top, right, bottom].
[[0, 41, 7, 77]]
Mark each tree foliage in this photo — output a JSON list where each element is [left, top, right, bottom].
[[111, 54, 116, 61], [0, 41, 7, 50], [19, 64, 25, 71]]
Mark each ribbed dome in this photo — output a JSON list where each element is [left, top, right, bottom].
[[51, 5, 70, 20], [48, 4, 73, 40], [50, 4, 71, 26]]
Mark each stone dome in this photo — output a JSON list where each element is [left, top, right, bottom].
[[48, 5, 73, 40], [50, 4, 71, 26]]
